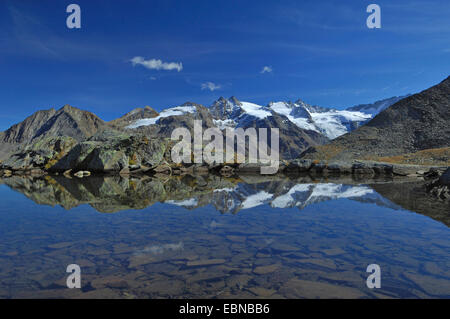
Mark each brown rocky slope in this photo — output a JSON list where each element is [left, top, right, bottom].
[[301, 76, 450, 163]]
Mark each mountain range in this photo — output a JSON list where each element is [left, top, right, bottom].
[[0, 91, 409, 163], [0, 76, 448, 173]]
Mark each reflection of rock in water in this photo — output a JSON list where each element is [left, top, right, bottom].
[[1, 175, 448, 226], [1, 174, 236, 213], [370, 181, 450, 227]]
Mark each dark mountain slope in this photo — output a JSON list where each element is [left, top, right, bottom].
[[301, 76, 450, 161], [2, 108, 57, 144], [0, 105, 106, 161]]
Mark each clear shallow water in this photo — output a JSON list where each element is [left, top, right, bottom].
[[0, 175, 449, 299]]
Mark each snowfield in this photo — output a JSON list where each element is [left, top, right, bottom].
[[126, 105, 197, 129], [269, 102, 319, 132], [238, 102, 272, 119], [124, 95, 402, 140], [310, 110, 371, 139]]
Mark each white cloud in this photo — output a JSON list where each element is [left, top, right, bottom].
[[260, 66, 273, 74], [130, 56, 183, 72], [201, 82, 221, 91]]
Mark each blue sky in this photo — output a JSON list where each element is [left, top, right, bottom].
[[0, 0, 449, 130]]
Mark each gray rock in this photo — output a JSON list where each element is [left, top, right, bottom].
[[352, 162, 375, 175], [285, 159, 312, 172], [438, 168, 450, 186]]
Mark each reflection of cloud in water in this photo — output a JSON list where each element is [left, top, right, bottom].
[[166, 198, 198, 207], [213, 187, 236, 193], [134, 241, 184, 256], [209, 220, 221, 229]]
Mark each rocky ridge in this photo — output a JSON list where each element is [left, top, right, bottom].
[[301, 76, 450, 161], [0, 77, 448, 177]]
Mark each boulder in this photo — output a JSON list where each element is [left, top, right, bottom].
[[352, 162, 375, 175], [180, 166, 195, 175], [49, 142, 100, 172], [3, 169, 12, 177], [438, 168, 450, 186], [119, 167, 130, 175], [1, 136, 77, 171], [237, 163, 263, 173], [372, 163, 393, 175], [194, 166, 209, 174], [73, 171, 84, 178], [74, 171, 91, 178], [285, 159, 312, 172], [30, 169, 45, 176], [310, 162, 328, 173], [80, 148, 128, 172], [220, 165, 235, 176], [425, 167, 450, 200], [392, 164, 425, 176], [153, 165, 171, 174], [328, 162, 353, 174], [49, 131, 170, 173]]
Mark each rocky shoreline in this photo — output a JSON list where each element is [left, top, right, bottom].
[[425, 168, 450, 200], [0, 131, 448, 193], [0, 147, 448, 178], [0, 156, 447, 179]]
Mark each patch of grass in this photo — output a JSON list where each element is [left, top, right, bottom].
[[304, 145, 344, 161], [377, 147, 450, 166]]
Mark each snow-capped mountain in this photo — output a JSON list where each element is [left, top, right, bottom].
[[120, 96, 329, 159], [267, 101, 318, 132], [347, 95, 410, 116], [207, 96, 380, 139], [268, 100, 371, 139], [209, 96, 273, 128], [122, 95, 407, 141], [267, 96, 408, 139]]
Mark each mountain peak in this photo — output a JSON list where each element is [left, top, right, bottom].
[[294, 98, 307, 105], [59, 104, 76, 112], [181, 101, 203, 108], [229, 96, 241, 105]]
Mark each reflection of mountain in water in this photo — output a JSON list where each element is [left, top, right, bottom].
[[209, 182, 399, 213], [370, 182, 450, 228], [1, 175, 448, 226]]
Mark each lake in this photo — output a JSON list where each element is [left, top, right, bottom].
[[0, 174, 449, 298]]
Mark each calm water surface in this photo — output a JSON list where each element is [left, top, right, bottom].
[[0, 175, 449, 298]]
